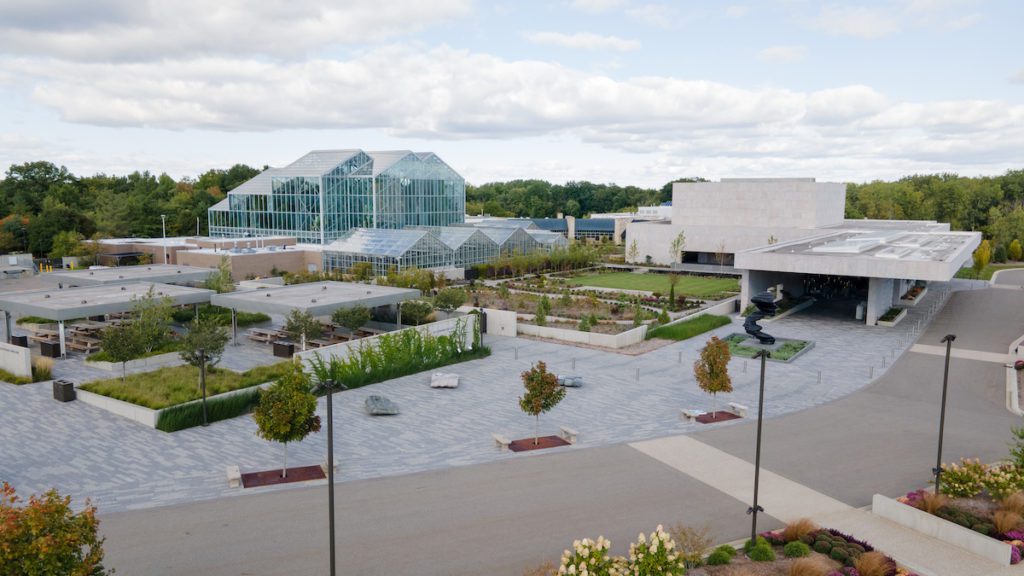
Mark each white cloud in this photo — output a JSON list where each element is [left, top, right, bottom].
[[568, 0, 626, 12], [0, 0, 473, 61], [524, 31, 640, 52], [627, 3, 680, 29], [1012, 70, 1024, 84], [810, 5, 900, 39], [757, 46, 806, 63], [725, 5, 749, 18]]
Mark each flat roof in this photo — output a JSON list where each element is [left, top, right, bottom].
[[210, 281, 420, 317], [0, 282, 214, 321], [41, 265, 215, 286]]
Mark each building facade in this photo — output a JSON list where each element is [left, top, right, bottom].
[[208, 150, 465, 244]]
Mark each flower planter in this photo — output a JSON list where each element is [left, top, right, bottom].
[[876, 308, 907, 327], [899, 286, 928, 307], [85, 351, 183, 372]]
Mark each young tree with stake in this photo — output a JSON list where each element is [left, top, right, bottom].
[[179, 316, 229, 426], [252, 363, 321, 478], [519, 361, 566, 445], [694, 336, 732, 419]]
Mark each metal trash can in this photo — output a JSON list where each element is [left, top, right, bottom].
[[53, 379, 75, 402], [9, 335, 27, 348], [40, 340, 61, 358], [273, 340, 295, 358]]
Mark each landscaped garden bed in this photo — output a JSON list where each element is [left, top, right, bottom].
[[171, 304, 270, 327], [562, 271, 739, 300], [723, 334, 814, 362], [499, 275, 704, 312], [877, 307, 907, 327], [647, 314, 731, 341], [899, 284, 927, 306]]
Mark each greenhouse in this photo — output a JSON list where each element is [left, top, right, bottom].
[[526, 230, 570, 251], [435, 227, 499, 268], [478, 226, 541, 257], [322, 228, 454, 277], [208, 150, 465, 244]]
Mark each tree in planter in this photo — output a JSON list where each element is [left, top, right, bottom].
[[179, 317, 229, 427], [693, 336, 732, 419], [252, 363, 321, 478], [130, 287, 174, 354], [0, 483, 110, 575], [400, 300, 434, 326], [519, 361, 566, 446], [100, 323, 143, 384], [284, 309, 322, 350], [433, 287, 467, 315], [332, 305, 371, 338], [715, 241, 728, 271]]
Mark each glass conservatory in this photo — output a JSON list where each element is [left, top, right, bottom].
[[208, 150, 465, 244], [435, 227, 500, 268], [478, 226, 541, 257], [322, 228, 454, 277]]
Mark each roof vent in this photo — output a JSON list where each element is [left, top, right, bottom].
[[311, 298, 317, 303], [322, 285, 327, 290], [118, 275, 124, 279], [89, 271, 94, 275], [120, 286, 126, 291], [147, 267, 152, 270], [44, 294, 50, 299], [265, 293, 271, 297], [81, 300, 87, 304]]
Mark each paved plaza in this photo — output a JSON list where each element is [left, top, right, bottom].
[[3, 281, 951, 513]]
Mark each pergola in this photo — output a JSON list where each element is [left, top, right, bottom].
[[41, 264, 216, 287], [210, 281, 421, 344], [0, 282, 214, 357]]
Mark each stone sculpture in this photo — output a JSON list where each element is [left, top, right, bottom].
[[364, 395, 400, 415], [743, 291, 778, 345]]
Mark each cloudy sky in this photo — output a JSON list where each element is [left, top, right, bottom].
[[0, 0, 1021, 187]]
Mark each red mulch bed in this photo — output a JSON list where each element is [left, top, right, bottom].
[[509, 435, 571, 452], [241, 465, 325, 488], [695, 411, 741, 424]]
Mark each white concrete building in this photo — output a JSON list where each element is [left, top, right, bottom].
[[625, 178, 981, 325]]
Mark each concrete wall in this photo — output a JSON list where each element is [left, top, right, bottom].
[[672, 179, 845, 229], [625, 221, 821, 266], [86, 351, 183, 373], [294, 315, 478, 367], [0, 342, 31, 377], [75, 389, 159, 428], [177, 249, 322, 279], [516, 322, 648, 349], [740, 270, 804, 310], [460, 307, 516, 337]]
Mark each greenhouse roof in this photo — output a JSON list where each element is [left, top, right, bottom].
[[325, 228, 436, 258], [435, 227, 496, 250]]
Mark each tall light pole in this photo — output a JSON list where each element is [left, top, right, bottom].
[[160, 214, 168, 264], [934, 334, 956, 495], [748, 349, 769, 542], [323, 379, 346, 576]]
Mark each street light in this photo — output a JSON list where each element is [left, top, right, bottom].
[[748, 349, 769, 542], [934, 334, 956, 495], [321, 378, 347, 576], [160, 214, 168, 264]]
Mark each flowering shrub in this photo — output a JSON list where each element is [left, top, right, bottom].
[[939, 458, 988, 498], [984, 464, 1024, 500], [558, 537, 623, 576], [626, 525, 685, 576]]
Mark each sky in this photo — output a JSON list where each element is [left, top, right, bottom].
[[0, 0, 1021, 188]]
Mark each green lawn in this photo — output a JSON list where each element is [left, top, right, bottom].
[[955, 263, 1024, 281], [647, 314, 731, 341], [565, 272, 739, 298], [79, 362, 291, 409]]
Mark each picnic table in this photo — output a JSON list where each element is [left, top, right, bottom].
[[247, 327, 289, 343], [308, 339, 334, 349]]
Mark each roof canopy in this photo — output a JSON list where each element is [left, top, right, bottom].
[[42, 265, 215, 287], [0, 282, 214, 321], [325, 228, 441, 258], [210, 281, 420, 317]]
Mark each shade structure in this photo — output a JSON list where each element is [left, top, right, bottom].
[[41, 265, 215, 287], [0, 282, 214, 321], [210, 281, 420, 317]]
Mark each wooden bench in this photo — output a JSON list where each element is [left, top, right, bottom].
[[559, 426, 578, 444], [681, 409, 706, 421], [492, 433, 511, 451], [727, 402, 748, 418], [28, 333, 58, 344], [226, 465, 242, 488], [246, 329, 276, 343], [66, 340, 100, 353]]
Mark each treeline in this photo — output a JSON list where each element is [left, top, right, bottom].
[[466, 178, 705, 218], [846, 171, 1024, 242], [0, 161, 262, 256]]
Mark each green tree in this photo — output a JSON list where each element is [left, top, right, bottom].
[[130, 287, 174, 353], [1010, 239, 1023, 262], [627, 239, 639, 262], [332, 305, 371, 337], [48, 230, 85, 259], [669, 230, 686, 264], [399, 300, 434, 326], [994, 244, 1008, 263], [203, 255, 234, 293], [972, 239, 992, 275], [348, 261, 374, 282], [560, 288, 573, 307], [179, 317, 230, 426], [252, 364, 321, 478], [668, 273, 681, 306], [433, 287, 467, 314], [694, 336, 732, 419], [284, 309, 322, 349], [535, 299, 547, 327], [0, 482, 109, 576], [518, 361, 566, 445], [100, 323, 143, 384]]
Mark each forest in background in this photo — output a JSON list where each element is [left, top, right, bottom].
[[1, 160, 1022, 258]]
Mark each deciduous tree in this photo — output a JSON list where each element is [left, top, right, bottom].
[[284, 309, 322, 350], [179, 317, 230, 426], [433, 287, 467, 314], [694, 336, 732, 419], [972, 239, 992, 275], [100, 323, 143, 384], [519, 361, 566, 445], [332, 305, 371, 337], [252, 363, 321, 478]]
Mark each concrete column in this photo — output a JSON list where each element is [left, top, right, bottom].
[[740, 270, 775, 311], [58, 320, 66, 358], [566, 216, 576, 242], [865, 277, 895, 326], [3, 310, 10, 343], [396, 302, 402, 329]]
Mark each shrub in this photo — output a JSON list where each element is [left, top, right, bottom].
[[31, 356, 53, 381], [939, 458, 987, 497], [705, 549, 732, 565], [829, 547, 849, 563], [557, 536, 621, 576], [784, 541, 811, 558], [669, 523, 712, 568], [713, 544, 737, 558], [852, 551, 895, 576], [1002, 492, 1024, 516], [994, 244, 1008, 263], [984, 464, 1024, 501], [743, 536, 769, 553], [789, 557, 832, 576], [994, 510, 1024, 535], [826, 529, 873, 552], [155, 387, 262, 432], [916, 490, 948, 515], [748, 543, 776, 562], [813, 540, 832, 554], [625, 525, 685, 575], [782, 518, 819, 542]]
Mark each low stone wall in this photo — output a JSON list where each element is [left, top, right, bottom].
[[659, 297, 739, 329], [0, 341, 32, 378], [76, 381, 274, 429], [294, 315, 478, 367], [516, 322, 648, 349], [872, 494, 1012, 566], [85, 351, 184, 372]]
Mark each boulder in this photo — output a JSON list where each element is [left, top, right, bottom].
[[430, 372, 460, 388], [364, 395, 400, 416], [557, 375, 584, 388]]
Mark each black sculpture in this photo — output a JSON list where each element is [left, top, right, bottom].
[[743, 291, 778, 345]]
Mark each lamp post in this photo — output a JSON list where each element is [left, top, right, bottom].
[[748, 349, 769, 542], [934, 334, 956, 495], [323, 379, 346, 576], [160, 214, 168, 263]]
